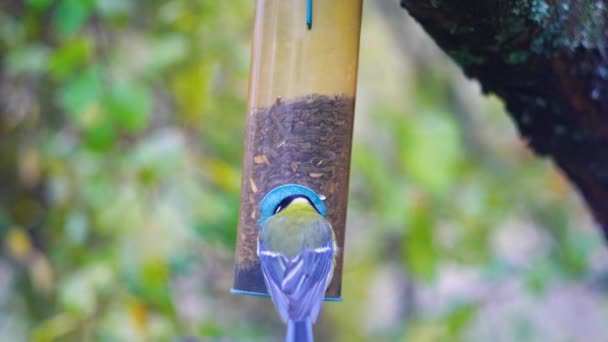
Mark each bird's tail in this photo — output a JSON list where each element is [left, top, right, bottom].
[[286, 318, 313, 342]]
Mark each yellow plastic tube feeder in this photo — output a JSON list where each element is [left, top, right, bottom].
[[232, 0, 363, 300]]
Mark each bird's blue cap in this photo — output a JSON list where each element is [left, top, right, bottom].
[[258, 184, 327, 228]]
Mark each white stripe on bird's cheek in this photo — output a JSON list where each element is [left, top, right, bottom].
[[291, 197, 310, 205]]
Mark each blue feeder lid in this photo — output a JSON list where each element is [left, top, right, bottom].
[[258, 184, 327, 228]]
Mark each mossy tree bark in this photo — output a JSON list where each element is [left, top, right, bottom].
[[399, 0, 608, 235]]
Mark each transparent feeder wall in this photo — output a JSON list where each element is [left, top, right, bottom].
[[233, 0, 363, 299]]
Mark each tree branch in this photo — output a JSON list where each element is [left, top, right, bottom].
[[400, 0, 608, 234]]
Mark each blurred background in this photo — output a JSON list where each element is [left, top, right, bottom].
[[1, 1, 608, 341]]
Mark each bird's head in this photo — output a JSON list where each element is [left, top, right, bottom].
[[274, 195, 322, 215]]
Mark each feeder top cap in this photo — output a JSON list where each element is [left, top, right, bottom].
[[258, 184, 327, 227]]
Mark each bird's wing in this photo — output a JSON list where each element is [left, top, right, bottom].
[[258, 245, 291, 322], [285, 244, 334, 323], [259, 240, 334, 323]]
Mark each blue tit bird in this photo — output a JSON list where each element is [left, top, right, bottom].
[[257, 195, 337, 342]]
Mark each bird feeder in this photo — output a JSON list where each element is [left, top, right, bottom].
[[232, 0, 363, 300]]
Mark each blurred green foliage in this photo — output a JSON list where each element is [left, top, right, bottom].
[[1, 1, 607, 341]]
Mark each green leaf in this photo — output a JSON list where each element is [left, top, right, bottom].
[[146, 34, 188, 73], [171, 61, 212, 121], [445, 303, 478, 337], [26, 0, 53, 11], [194, 192, 239, 246], [168, 254, 196, 275], [83, 118, 116, 151], [52, 0, 92, 37], [95, 0, 134, 17], [58, 67, 102, 121], [81, 174, 114, 209], [106, 81, 151, 133], [6, 44, 50, 74], [199, 322, 224, 338], [399, 111, 462, 193], [49, 37, 92, 80], [0, 15, 25, 47], [525, 258, 555, 294], [125, 260, 172, 310], [59, 264, 113, 315], [60, 273, 97, 315], [30, 314, 77, 342], [403, 203, 438, 280], [128, 130, 184, 182]]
